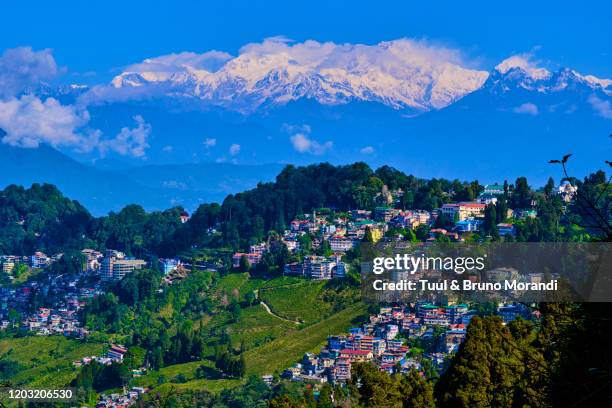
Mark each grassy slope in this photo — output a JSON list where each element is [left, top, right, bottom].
[[139, 274, 366, 393], [258, 279, 331, 324], [134, 302, 366, 393], [225, 304, 296, 349], [202, 275, 346, 351], [243, 302, 366, 375], [0, 336, 104, 388]]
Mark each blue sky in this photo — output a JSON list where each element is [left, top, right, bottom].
[[2, 0, 611, 81]]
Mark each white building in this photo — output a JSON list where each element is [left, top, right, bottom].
[[101, 252, 145, 281], [329, 237, 357, 253], [304, 256, 335, 280]]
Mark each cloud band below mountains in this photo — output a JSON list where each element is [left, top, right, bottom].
[[0, 47, 152, 157]]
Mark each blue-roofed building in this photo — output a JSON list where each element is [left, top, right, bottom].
[[497, 223, 516, 236], [454, 218, 482, 233], [498, 303, 530, 323], [327, 335, 346, 351], [478, 193, 498, 205]]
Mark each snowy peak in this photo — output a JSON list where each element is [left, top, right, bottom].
[[495, 55, 551, 80], [487, 55, 611, 96], [108, 38, 489, 112], [102, 43, 612, 113]]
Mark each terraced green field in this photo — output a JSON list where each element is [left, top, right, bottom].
[[225, 304, 297, 349], [243, 302, 367, 375], [258, 279, 332, 324], [0, 336, 104, 388]]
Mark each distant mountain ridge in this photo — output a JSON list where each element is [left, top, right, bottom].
[[0, 143, 283, 215], [101, 47, 611, 114], [3, 47, 610, 203], [30, 55, 609, 187], [485, 63, 612, 96], [103, 39, 491, 112]]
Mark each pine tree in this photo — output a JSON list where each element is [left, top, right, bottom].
[[435, 316, 547, 408], [398, 369, 435, 408], [483, 204, 499, 239], [544, 177, 555, 197], [363, 226, 375, 243], [495, 195, 508, 223]]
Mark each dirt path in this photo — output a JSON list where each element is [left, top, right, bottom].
[[259, 301, 301, 325]]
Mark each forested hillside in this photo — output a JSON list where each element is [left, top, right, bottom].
[[0, 183, 93, 254], [0, 162, 609, 257]]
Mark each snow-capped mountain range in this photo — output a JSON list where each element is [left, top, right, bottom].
[[487, 58, 612, 96], [107, 39, 488, 112], [2, 39, 610, 213], [105, 39, 611, 113]]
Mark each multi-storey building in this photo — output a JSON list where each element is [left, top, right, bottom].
[[329, 237, 357, 252], [304, 256, 335, 280], [101, 253, 146, 281], [332, 357, 351, 381], [440, 202, 486, 221], [30, 252, 49, 268]]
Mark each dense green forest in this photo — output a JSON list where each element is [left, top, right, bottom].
[[0, 162, 609, 257]]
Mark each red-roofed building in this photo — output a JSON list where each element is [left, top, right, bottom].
[[107, 344, 128, 361]]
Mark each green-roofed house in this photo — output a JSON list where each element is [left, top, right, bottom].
[[483, 184, 504, 195]]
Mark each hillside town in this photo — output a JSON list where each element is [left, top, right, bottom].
[[280, 302, 536, 385], [0, 181, 577, 336], [229, 181, 577, 279]]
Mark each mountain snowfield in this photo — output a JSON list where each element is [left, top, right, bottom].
[[108, 39, 491, 111], [106, 39, 611, 113], [488, 55, 612, 96]]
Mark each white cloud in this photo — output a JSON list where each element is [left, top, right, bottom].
[[0, 47, 152, 158], [100, 115, 151, 158], [203, 137, 217, 147], [0, 47, 59, 98], [0, 95, 152, 157], [162, 145, 173, 152], [360, 146, 375, 154], [495, 53, 550, 79], [239, 37, 471, 69], [0, 95, 91, 148], [123, 50, 232, 76], [229, 143, 240, 155], [290, 133, 332, 155], [588, 95, 612, 119], [513, 102, 539, 116]]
